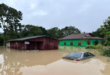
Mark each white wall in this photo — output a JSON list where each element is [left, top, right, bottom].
[[6, 42, 10, 48]]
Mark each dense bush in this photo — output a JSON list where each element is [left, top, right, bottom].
[[85, 45, 96, 49], [85, 44, 103, 49], [100, 48, 110, 57], [96, 44, 103, 49]]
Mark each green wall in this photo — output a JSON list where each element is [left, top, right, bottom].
[[59, 39, 101, 47]]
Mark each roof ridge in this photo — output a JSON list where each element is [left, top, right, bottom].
[[66, 33, 90, 36], [7, 35, 46, 41], [59, 33, 103, 40]]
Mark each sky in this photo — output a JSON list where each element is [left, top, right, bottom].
[[0, 0, 110, 33]]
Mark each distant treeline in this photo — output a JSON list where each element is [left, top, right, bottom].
[[1, 19, 110, 46], [1, 18, 110, 46], [0, 25, 81, 45]]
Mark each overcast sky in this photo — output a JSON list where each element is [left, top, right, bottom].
[[0, 0, 110, 33]]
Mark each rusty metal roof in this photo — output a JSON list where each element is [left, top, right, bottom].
[[8, 35, 46, 41], [59, 33, 103, 40]]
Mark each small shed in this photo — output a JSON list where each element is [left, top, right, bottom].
[[8, 35, 58, 50]]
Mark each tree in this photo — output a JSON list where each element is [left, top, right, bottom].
[[6, 31, 22, 40], [92, 28, 104, 38], [100, 17, 110, 45], [38, 26, 47, 35], [61, 26, 81, 37], [21, 25, 42, 37], [0, 3, 22, 45], [47, 27, 60, 39]]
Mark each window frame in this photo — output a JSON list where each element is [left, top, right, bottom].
[[70, 42, 73, 45], [64, 42, 66, 45], [78, 42, 81, 46], [84, 52, 90, 57], [87, 41, 91, 45]]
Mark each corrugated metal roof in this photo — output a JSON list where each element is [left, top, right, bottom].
[[8, 35, 46, 41], [59, 33, 103, 40]]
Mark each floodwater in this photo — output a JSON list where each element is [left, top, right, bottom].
[[0, 46, 110, 75]]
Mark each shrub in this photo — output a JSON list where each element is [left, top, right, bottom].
[[96, 44, 103, 49], [85, 45, 96, 49], [100, 48, 110, 57]]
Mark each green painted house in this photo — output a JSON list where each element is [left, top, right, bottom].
[[59, 33, 103, 47]]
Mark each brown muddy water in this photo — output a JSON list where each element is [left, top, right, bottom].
[[0, 46, 110, 75]]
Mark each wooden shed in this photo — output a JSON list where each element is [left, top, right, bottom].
[[8, 35, 58, 50]]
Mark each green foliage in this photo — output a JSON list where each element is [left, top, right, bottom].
[[86, 44, 103, 49], [39, 26, 47, 35], [0, 3, 22, 31], [100, 48, 110, 57], [92, 17, 110, 46], [0, 3, 23, 45], [100, 17, 110, 45], [61, 26, 81, 37], [47, 27, 61, 39], [47, 26, 81, 39], [104, 31, 110, 45], [85, 45, 96, 49], [96, 44, 103, 49], [6, 31, 22, 40], [21, 25, 42, 37], [92, 28, 104, 38]]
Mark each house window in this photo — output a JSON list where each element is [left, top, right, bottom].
[[78, 42, 81, 46], [94, 41, 98, 45], [70, 42, 73, 45], [87, 41, 90, 45], [64, 42, 66, 45]]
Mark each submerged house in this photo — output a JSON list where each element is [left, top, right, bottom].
[[59, 33, 103, 47], [7, 35, 58, 50]]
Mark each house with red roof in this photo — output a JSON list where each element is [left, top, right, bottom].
[[59, 33, 103, 47]]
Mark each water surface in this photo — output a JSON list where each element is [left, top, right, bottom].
[[0, 46, 110, 75]]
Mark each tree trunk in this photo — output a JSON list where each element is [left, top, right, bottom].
[[3, 31, 5, 46]]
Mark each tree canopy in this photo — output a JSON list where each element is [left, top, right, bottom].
[[47, 27, 60, 39], [100, 17, 110, 45], [0, 3, 23, 44], [21, 25, 42, 37], [61, 26, 81, 37], [92, 28, 104, 38]]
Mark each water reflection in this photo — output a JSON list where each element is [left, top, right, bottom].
[[0, 47, 63, 75], [59, 46, 101, 55], [0, 46, 110, 75], [0, 55, 4, 64], [59, 46, 86, 52]]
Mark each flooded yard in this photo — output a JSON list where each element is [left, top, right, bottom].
[[0, 46, 110, 75]]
